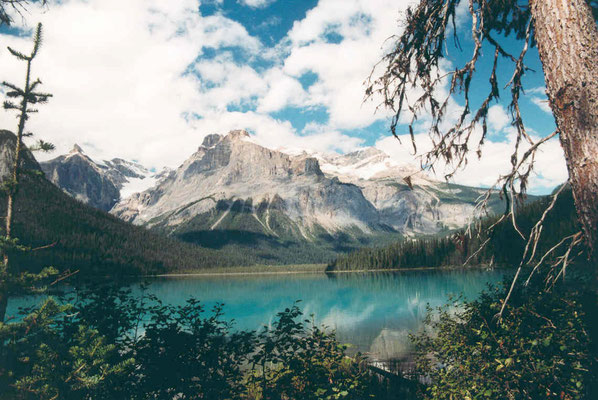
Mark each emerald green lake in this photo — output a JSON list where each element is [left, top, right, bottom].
[[7, 268, 504, 363]]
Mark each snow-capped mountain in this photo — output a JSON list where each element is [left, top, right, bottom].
[[39, 129, 506, 265], [40, 145, 166, 211], [316, 147, 430, 183], [110, 130, 501, 240]]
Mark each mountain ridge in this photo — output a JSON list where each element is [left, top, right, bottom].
[[39, 129, 511, 264], [40, 145, 166, 211], [0, 130, 257, 275]]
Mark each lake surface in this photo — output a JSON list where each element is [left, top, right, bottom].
[[7, 268, 504, 363]]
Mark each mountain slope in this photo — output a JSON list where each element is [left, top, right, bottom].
[[109, 130, 507, 263], [111, 130, 402, 263], [38, 129, 514, 265], [0, 130, 251, 275], [40, 145, 163, 211], [328, 188, 573, 271]]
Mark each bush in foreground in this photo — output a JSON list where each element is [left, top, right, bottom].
[[1, 286, 389, 400], [412, 274, 596, 400]]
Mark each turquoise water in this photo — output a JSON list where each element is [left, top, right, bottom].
[[6, 268, 504, 362]]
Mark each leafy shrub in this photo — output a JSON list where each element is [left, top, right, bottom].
[[412, 276, 595, 400], [1, 285, 385, 400], [247, 303, 371, 400], [0, 298, 132, 400]]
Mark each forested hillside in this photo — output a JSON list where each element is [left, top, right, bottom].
[[2, 173, 255, 276], [327, 188, 579, 271]]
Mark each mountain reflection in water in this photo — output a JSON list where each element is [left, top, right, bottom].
[[140, 269, 504, 362], [7, 268, 504, 363]]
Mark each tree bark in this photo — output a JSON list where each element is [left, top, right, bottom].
[[530, 0, 598, 262]]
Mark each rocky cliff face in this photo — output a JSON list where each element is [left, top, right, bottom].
[[314, 147, 494, 234], [0, 130, 41, 180], [111, 130, 501, 243], [40, 145, 161, 211], [111, 130, 387, 242], [36, 129, 509, 262]]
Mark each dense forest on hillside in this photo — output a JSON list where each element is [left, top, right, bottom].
[[2, 172, 402, 274], [328, 188, 579, 271], [1, 173, 257, 276]]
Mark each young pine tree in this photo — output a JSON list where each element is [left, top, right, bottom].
[[0, 23, 56, 322]]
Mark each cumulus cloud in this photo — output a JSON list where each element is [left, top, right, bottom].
[[375, 125, 568, 194], [278, 0, 417, 129], [0, 0, 565, 194], [487, 104, 510, 132], [0, 0, 265, 168]]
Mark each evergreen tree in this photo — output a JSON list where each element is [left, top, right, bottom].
[[0, 23, 55, 322]]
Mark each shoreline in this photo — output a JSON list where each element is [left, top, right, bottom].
[[150, 263, 499, 278]]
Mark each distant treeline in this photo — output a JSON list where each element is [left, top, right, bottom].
[[327, 187, 579, 271]]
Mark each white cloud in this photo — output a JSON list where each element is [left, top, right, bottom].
[[487, 104, 510, 132], [527, 86, 553, 114], [0, 0, 565, 195], [531, 97, 552, 114], [193, 53, 267, 111], [277, 0, 415, 130], [238, 0, 276, 9], [0, 0, 262, 169], [256, 68, 308, 113], [375, 125, 568, 194]]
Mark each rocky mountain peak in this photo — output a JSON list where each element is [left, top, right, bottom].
[[70, 144, 84, 154], [291, 156, 324, 177], [0, 130, 40, 179], [201, 134, 223, 148], [347, 147, 386, 160], [40, 146, 158, 212], [335, 147, 389, 167], [225, 129, 250, 141]]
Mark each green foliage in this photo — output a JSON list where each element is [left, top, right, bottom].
[[247, 302, 371, 400], [0, 298, 132, 400], [166, 197, 404, 267], [129, 298, 253, 399], [2, 285, 396, 399], [412, 277, 595, 400], [329, 189, 579, 271], [1, 173, 255, 276], [0, 171, 404, 276], [0, 22, 59, 323]]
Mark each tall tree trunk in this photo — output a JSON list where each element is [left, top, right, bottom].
[[530, 0, 598, 262]]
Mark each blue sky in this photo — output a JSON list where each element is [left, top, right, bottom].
[[0, 0, 566, 193]]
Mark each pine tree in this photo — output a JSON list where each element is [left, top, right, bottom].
[[0, 23, 55, 322]]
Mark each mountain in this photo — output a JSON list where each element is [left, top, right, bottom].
[[0, 130, 40, 179], [0, 130, 250, 276], [114, 130, 504, 235], [40, 145, 164, 211], [109, 130, 507, 263], [312, 147, 504, 234]]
